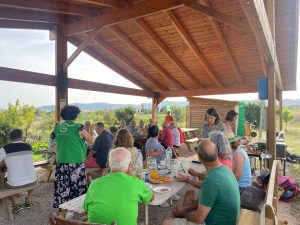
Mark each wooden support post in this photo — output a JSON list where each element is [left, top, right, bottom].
[[278, 89, 283, 131], [55, 25, 68, 121], [152, 96, 165, 123], [267, 64, 276, 168]]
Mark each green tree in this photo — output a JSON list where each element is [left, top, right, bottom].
[[245, 102, 261, 127], [2, 100, 35, 141], [170, 105, 185, 122], [282, 106, 294, 130], [115, 106, 136, 124]]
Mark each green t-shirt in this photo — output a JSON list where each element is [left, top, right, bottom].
[[200, 165, 240, 225], [54, 120, 86, 163], [83, 172, 152, 225]]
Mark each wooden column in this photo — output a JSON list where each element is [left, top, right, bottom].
[[55, 25, 68, 121], [152, 98, 158, 123], [278, 88, 283, 131], [267, 64, 276, 169]]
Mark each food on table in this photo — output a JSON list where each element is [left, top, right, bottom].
[[150, 175, 171, 184]]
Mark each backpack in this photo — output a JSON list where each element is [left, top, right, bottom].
[[278, 175, 299, 202]]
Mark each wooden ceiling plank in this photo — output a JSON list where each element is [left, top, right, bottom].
[[0, 8, 79, 24], [0, 20, 53, 30], [93, 34, 169, 91], [69, 37, 153, 92], [64, 0, 187, 36], [136, 19, 204, 88], [184, 1, 252, 32], [167, 11, 223, 87], [201, 0, 244, 84], [239, 0, 282, 89], [64, 29, 101, 70], [109, 26, 186, 90], [0, 0, 98, 16], [68, 78, 154, 97], [73, 0, 125, 8], [160, 85, 257, 98]]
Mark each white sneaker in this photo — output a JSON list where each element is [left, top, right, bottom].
[[172, 194, 180, 201], [160, 202, 170, 207]]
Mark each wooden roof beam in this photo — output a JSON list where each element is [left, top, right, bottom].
[[0, 0, 99, 16], [64, 0, 187, 36], [0, 66, 153, 97], [167, 11, 223, 87], [160, 85, 257, 98], [63, 29, 101, 71], [69, 78, 154, 97], [136, 19, 204, 88], [185, 1, 252, 33], [239, 0, 282, 89], [109, 26, 186, 90], [0, 20, 54, 30], [68, 37, 153, 92], [201, 0, 244, 84], [92, 35, 169, 91], [0, 8, 80, 24], [73, 0, 126, 8]]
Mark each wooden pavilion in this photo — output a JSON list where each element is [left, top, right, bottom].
[[0, 0, 299, 168]]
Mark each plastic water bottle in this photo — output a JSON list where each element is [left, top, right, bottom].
[[135, 151, 144, 178], [165, 147, 173, 170]]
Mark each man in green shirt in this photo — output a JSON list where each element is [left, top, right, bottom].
[[163, 140, 240, 225], [83, 147, 153, 225]]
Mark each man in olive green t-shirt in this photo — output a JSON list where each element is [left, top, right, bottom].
[[83, 147, 153, 225], [163, 140, 240, 225]]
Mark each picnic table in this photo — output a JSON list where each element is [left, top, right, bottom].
[[59, 161, 205, 225], [181, 128, 200, 152]]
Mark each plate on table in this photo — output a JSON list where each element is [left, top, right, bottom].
[[153, 186, 171, 194], [146, 182, 153, 189]]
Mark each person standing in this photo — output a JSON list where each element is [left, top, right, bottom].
[[165, 111, 174, 123], [0, 129, 37, 213], [50, 105, 93, 208]]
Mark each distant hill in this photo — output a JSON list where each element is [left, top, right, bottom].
[[38, 99, 300, 111]]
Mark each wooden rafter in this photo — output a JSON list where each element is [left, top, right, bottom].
[[0, 0, 99, 16], [201, 0, 243, 84], [69, 37, 153, 92], [0, 20, 53, 30], [239, 0, 282, 89], [63, 29, 101, 71], [160, 85, 257, 98], [167, 11, 223, 87], [136, 19, 204, 88], [109, 26, 186, 90], [0, 66, 153, 97], [73, 0, 125, 8], [185, 1, 251, 33], [0, 8, 80, 24], [93, 34, 169, 91], [63, 0, 187, 36]]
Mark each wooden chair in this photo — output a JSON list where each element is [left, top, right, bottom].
[[49, 213, 117, 225]]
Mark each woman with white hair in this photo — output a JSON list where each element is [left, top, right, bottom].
[[83, 147, 153, 225], [209, 131, 233, 170]]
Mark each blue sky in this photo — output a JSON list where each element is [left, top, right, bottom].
[[0, 29, 299, 108]]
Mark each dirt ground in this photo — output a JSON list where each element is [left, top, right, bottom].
[[0, 145, 299, 225]]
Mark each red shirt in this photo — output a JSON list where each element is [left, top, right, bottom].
[[219, 158, 233, 171], [177, 128, 184, 144], [165, 115, 174, 123], [161, 127, 174, 148]]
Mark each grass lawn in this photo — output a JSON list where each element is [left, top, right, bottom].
[[33, 154, 46, 162], [284, 108, 300, 155]]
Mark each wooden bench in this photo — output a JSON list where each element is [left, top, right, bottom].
[[0, 184, 37, 221], [237, 160, 285, 225], [184, 138, 200, 152], [34, 160, 49, 168], [49, 213, 117, 225]]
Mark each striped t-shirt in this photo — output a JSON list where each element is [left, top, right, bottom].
[[0, 141, 37, 187]]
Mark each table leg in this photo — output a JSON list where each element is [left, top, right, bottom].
[[44, 157, 56, 182], [145, 205, 149, 225]]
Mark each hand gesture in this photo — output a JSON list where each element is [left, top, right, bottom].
[[175, 173, 188, 182], [188, 168, 197, 176], [172, 206, 186, 218]]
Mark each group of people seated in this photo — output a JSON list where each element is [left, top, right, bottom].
[[0, 104, 251, 225]]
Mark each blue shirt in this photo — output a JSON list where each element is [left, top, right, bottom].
[[145, 137, 165, 163], [234, 147, 251, 187]]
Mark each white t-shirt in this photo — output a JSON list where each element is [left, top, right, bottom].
[[0, 141, 37, 187], [171, 128, 180, 147]]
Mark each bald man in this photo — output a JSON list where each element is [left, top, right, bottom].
[[163, 140, 240, 225]]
